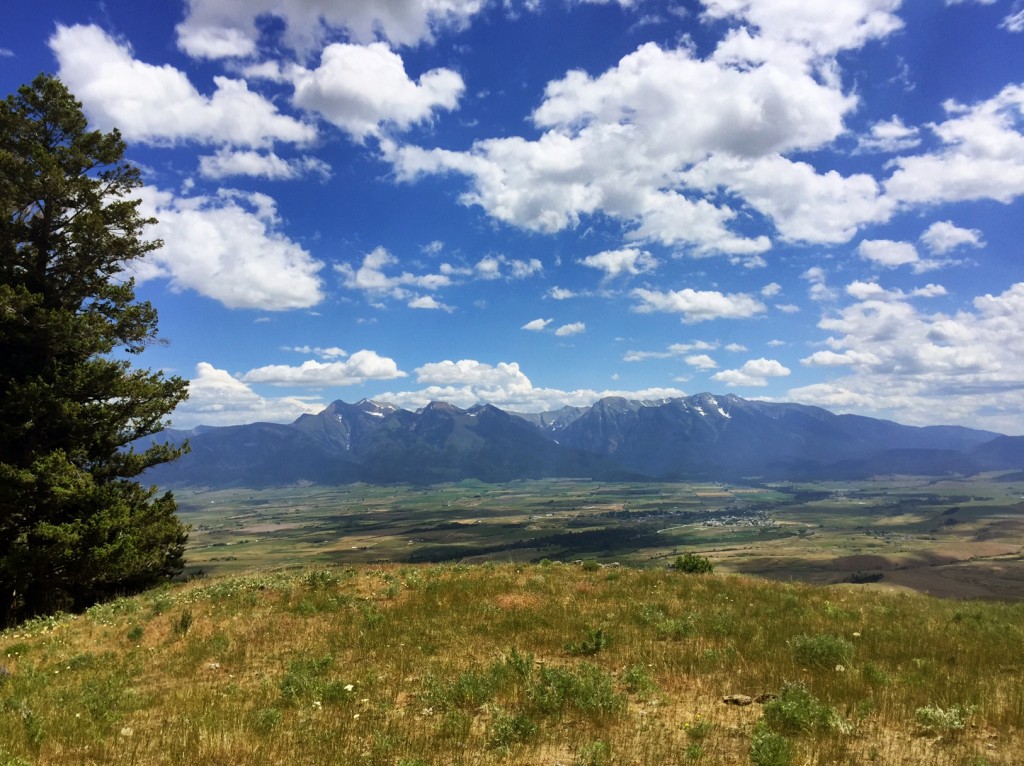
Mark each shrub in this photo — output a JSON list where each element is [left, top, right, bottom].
[[760, 682, 845, 736], [565, 626, 608, 656], [575, 740, 612, 766], [789, 633, 854, 669], [750, 722, 793, 766], [488, 708, 536, 749], [529, 663, 622, 716], [915, 704, 976, 732], [672, 553, 714, 574]]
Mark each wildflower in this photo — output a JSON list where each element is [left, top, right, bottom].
[[835, 664, 846, 673], [852, 632, 861, 638], [344, 683, 355, 692], [313, 701, 322, 710]]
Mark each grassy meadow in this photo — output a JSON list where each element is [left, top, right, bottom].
[[2, 563, 1023, 765], [177, 476, 1024, 599]]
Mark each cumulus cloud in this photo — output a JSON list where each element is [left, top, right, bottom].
[[176, 0, 486, 58], [858, 238, 951, 273], [51, 24, 315, 148], [172, 363, 324, 427], [789, 282, 1024, 432], [241, 349, 406, 386], [683, 154, 892, 244], [855, 115, 921, 153], [920, 221, 984, 254], [555, 322, 587, 336], [522, 318, 553, 331], [287, 42, 464, 140], [885, 84, 1024, 206], [387, 34, 861, 252], [199, 149, 331, 180], [631, 287, 766, 322], [376, 358, 686, 412], [548, 287, 579, 300], [336, 247, 452, 301], [408, 295, 453, 311], [686, 354, 719, 370], [475, 255, 543, 280], [135, 187, 325, 310], [712, 357, 791, 386], [803, 266, 838, 302], [579, 248, 657, 279], [702, 0, 903, 58]]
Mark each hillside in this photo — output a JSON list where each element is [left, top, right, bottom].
[[145, 394, 1019, 488], [1, 564, 1021, 765]]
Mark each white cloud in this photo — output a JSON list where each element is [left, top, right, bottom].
[[885, 84, 1024, 206], [920, 221, 984, 254], [1003, 8, 1024, 32], [702, 0, 903, 58], [631, 287, 766, 323], [579, 248, 658, 279], [789, 282, 1024, 432], [378, 358, 687, 412], [408, 295, 453, 311], [283, 345, 347, 358], [388, 35, 858, 252], [803, 265, 838, 302], [475, 255, 543, 280], [858, 239, 920, 267], [199, 149, 331, 180], [241, 349, 407, 386], [135, 187, 325, 310], [0, 48, 13, 57], [548, 287, 578, 300], [761, 282, 782, 297], [712, 357, 791, 386], [288, 42, 464, 140], [172, 363, 324, 427], [855, 115, 921, 153], [725, 343, 748, 352], [686, 354, 719, 370], [623, 341, 718, 362], [776, 304, 800, 313], [522, 318, 553, 331], [555, 322, 587, 336], [683, 154, 892, 244], [336, 247, 452, 301], [176, 0, 486, 59], [51, 24, 315, 148]]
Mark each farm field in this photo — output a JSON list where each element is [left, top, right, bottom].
[[175, 475, 1024, 600]]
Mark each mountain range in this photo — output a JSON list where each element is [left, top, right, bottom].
[[142, 393, 1024, 488]]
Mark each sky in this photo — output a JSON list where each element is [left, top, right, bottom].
[[3, 1, 1024, 434]]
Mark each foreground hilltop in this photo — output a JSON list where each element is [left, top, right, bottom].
[[146, 394, 1024, 487], [0, 563, 1019, 765]]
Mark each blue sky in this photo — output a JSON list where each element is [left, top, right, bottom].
[[3, 0, 1024, 433]]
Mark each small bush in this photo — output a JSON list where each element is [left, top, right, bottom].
[[622, 664, 656, 695], [575, 740, 612, 766], [173, 609, 194, 638], [488, 708, 536, 750], [750, 722, 793, 766], [760, 682, 845, 736], [915, 704, 976, 732], [672, 553, 714, 574], [529, 663, 622, 717], [565, 626, 608, 656], [789, 633, 854, 669]]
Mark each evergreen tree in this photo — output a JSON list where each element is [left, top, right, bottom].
[[0, 75, 190, 625]]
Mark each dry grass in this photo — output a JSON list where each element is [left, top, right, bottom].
[[1, 563, 1021, 765]]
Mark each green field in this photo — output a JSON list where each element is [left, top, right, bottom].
[[176, 475, 1024, 599]]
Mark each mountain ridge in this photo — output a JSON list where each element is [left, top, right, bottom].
[[143, 393, 1021, 487]]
